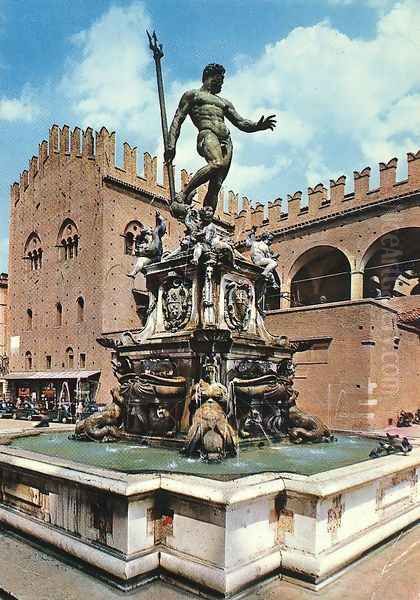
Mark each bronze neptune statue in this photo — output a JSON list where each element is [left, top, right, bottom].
[[165, 63, 276, 213]]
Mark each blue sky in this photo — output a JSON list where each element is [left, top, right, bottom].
[[1, 0, 420, 271]]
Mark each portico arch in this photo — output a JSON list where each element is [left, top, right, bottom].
[[361, 228, 420, 298], [287, 245, 351, 307]]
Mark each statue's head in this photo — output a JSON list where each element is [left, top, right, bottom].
[[139, 226, 152, 242], [199, 205, 214, 224], [202, 63, 225, 94], [203, 356, 218, 383], [261, 232, 273, 245]]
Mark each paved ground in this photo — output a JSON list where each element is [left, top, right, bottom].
[[0, 524, 419, 600], [0, 419, 71, 435], [0, 419, 419, 599]]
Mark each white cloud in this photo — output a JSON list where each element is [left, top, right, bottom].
[[61, 2, 159, 145], [0, 89, 39, 122], [219, 0, 420, 192], [61, 0, 420, 202]]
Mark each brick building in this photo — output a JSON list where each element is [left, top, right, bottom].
[[237, 151, 420, 430], [5, 124, 420, 429]]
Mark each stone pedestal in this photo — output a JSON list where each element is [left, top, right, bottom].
[[104, 250, 296, 439]]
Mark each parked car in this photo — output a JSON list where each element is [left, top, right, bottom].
[[13, 402, 37, 420], [48, 405, 74, 424], [0, 402, 15, 419]]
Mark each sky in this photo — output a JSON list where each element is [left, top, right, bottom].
[[1, 0, 420, 271]]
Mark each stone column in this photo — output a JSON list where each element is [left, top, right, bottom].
[[351, 270, 364, 300]]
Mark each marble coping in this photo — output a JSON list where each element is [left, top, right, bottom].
[[1, 443, 420, 503]]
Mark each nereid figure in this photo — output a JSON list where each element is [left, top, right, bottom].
[[127, 211, 166, 278], [191, 206, 235, 265], [246, 226, 279, 287]]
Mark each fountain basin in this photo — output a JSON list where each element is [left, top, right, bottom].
[[8, 432, 379, 477], [0, 432, 419, 597]]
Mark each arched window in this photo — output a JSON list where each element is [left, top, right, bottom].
[[24, 233, 42, 271], [123, 221, 144, 255], [66, 347, 74, 369], [76, 296, 84, 323], [57, 219, 79, 261], [26, 308, 33, 330], [25, 351, 32, 371], [56, 302, 63, 327]]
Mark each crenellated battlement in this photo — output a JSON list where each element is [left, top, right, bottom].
[[10, 124, 183, 207], [10, 125, 420, 238], [233, 150, 420, 240]]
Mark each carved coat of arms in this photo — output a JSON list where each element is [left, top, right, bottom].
[[162, 272, 192, 332], [224, 280, 252, 331]]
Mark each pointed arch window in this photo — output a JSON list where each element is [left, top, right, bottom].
[[26, 308, 33, 330], [24, 233, 42, 271], [25, 351, 33, 371], [56, 302, 63, 327], [66, 347, 74, 369], [58, 219, 79, 261], [76, 296, 85, 323]]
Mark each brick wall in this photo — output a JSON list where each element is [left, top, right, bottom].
[[265, 300, 420, 430]]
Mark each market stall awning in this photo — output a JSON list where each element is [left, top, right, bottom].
[[4, 370, 100, 381]]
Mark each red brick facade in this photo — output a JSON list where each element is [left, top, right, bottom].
[[6, 125, 420, 428]]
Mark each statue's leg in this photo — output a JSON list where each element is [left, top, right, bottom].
[[262, 259, 279, 287], [127, 257, 144, 278], [181, 131, 225, 205], [191, 243, 203, 265], [203, 137, 233, 211], [127, 257, 149, 278]]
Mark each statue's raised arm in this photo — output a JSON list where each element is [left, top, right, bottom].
[[225, 102, 276, 133], [245, 225, 258, 249], [154, 211, 166, 239]]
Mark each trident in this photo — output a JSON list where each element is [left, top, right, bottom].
[[146, 30, 176, 203]]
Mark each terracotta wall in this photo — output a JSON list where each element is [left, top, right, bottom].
[[265, 300, 420, 430]]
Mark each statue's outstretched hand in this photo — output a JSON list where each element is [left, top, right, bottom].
[[257, 115, 276, 131], [164, 147, 176, 163]]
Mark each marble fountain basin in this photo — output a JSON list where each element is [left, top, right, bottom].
[[0, 431, 419, 598]]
